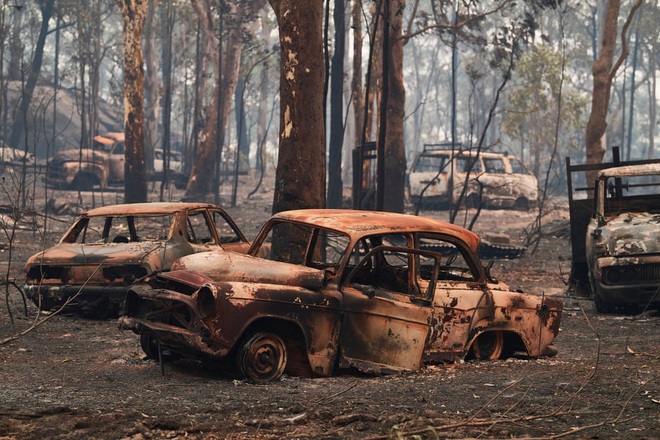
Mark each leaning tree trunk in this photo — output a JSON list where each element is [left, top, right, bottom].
[[120, 0, 148, 203], [585, 0, 642, 187], [269, 0, 325, 214], [9, 0, 55, 150]]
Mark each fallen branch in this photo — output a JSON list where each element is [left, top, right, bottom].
[[0, 264, 102, 346]]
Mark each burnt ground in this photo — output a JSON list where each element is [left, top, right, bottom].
[[1, 175, 659, 439]]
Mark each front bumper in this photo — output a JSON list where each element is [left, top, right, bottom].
[[594, 258, 660, 306], [24, 284, 128, 310]]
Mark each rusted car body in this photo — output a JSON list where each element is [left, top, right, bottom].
[[409, 146, 538, 210], [586, 164, 660, 312], [120, 209, 561, 382], [46, 132, 126, 190], [25, 202, 249, 317]]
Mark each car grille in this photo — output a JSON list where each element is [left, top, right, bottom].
[[125, 290, 196, 331], [602, 264, 660, 285]]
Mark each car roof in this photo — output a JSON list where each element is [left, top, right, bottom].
[[420, 150, 513, 159], [83, 202, 222, 217], [597, 163, 660, 179], [271, 209, 480, 252]]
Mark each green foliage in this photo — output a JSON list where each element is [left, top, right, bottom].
[[501, 44, 589, 167]]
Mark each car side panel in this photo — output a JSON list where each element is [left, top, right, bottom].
[[339, 287, 433, 373]]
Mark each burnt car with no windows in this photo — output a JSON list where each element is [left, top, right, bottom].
[[586, 164, 660, 312], [25, 202, 249, 317], [120, 209, 562, 382]]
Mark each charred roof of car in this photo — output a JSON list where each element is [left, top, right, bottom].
[[81, 202, 223, 217], [597, 163, 660, 179], [270, 209, 480, 252]]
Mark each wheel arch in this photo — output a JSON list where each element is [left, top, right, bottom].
[[235, 316, 314, 377], [465, 329, 525, 360]]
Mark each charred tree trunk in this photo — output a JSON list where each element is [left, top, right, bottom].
[[120, 0, 148, 203], [143, 0, 159, 173], [256, 10, 273, 172], [328, 0, 346, 208], [269, 0, 325, 214], [382, 0, 406, 213], [185, 0, 221, 199]]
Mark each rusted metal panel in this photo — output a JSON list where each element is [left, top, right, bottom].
[[172, 252, 325, 290], [25, 203, 250, 317], [267, 209, 481, 253], [121, 209, 562, 382]]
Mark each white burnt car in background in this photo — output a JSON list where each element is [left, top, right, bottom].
[[25, 202, 250, 318], [586, 164, 660, 313], [120, 209, 562, 383], [409, 145, 538, 210]]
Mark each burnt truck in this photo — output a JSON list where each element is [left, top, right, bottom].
[[566, 149, 660, 313], [46, 132, 185, 191]]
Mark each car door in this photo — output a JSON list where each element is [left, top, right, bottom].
[[408, 152, 451, 202], [415, 234, 494, 361], [338, 246, 438, 373], [186, 209, 223, 253], [109, 141, 126, 182]]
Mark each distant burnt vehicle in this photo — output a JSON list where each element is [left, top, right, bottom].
[[46, 132, 186, 190], [567, 149, 660, 313], [120, 209, 562, 383], [409, 145, 538, 210], [25, 202, 250, 318]]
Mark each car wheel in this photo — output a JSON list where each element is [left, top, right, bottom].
[[513, 197, 529, 211], [140, 333, 179, 362], [140, 333, 160, 359], [466, 193, 480, 209], [593, 290, 614, 314], [237, 332, 287, 383], [471, 331, 504, 360], [72, 173, 96, 191], [589, 274, 613, 314]]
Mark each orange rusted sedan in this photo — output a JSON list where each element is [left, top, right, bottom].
[[25, 202, 249, 318], [120, 209, 562, 382]]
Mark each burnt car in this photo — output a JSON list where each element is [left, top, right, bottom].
[[25, 202, 249, 317], [586, 164, 660, 312], [120, 209, 562, 382]]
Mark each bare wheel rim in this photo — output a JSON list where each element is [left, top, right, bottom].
[[238, 332, 287, 383], [472, 331, 504, 360]]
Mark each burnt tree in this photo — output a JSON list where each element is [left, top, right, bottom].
[[382, 0, 406, 213], [585, 0, 642, 181], [119, 0, 148, 203], [269, 0, 326, 214]]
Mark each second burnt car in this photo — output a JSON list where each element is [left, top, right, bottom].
[[25, 202, 249, 317], [586, 164, 660, 312], [120, 209, 562, 382]]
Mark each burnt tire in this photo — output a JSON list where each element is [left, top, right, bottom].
[[466, 193, 480, 209], [237, 332, 287, 383], [471, 331, 504, 360], [139, 333, 179, 361], [594, 290, 614, 314], [71, 173, 96, 191], [513, 197, 530, 211], [140, 333, 160, 359]]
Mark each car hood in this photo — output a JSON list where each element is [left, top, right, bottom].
[[603, 212, 660, 256], [171, 251, 325, 290], [51, 148, 107, 163], [27, 242, 164, 266]]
